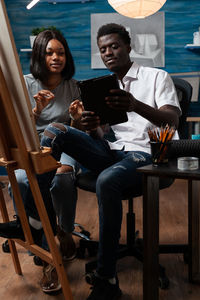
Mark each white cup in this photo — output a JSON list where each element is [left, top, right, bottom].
[[193, 31, 200, 45]]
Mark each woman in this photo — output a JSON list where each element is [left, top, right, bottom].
[[8, 29, 81, 293]]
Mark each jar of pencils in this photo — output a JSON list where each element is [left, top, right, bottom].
[[150, 140, 171, 165], [148, 125, 175, 166]]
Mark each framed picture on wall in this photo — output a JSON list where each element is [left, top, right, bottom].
[[91, 12, 165, 69]]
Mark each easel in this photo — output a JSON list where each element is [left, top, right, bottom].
[[0, 1, 73, 299]]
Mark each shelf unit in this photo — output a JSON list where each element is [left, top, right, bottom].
[[20, 49, 32, 52], [185, 44, 200, 52]]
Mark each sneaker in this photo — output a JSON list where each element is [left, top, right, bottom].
[[0, 215, 25, 240], [86, 276, 122, 300], [40, 263, 61, 293], [57, 225, 76, 261]]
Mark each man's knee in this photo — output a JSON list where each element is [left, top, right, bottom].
[[43, 123, 67, 139], [56, 165, 73, 174], [96, 171, 113, 191]]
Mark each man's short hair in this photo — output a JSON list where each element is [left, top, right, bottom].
[[97, 23, 131, 45]]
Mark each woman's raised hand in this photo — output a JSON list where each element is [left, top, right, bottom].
[[33, 90, 55, 114], [69, 99, 84, 121]]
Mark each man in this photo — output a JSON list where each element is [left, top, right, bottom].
[[0, 23, 181, 299]]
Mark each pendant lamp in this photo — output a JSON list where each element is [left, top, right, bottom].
[[108, 0, 167, 18]]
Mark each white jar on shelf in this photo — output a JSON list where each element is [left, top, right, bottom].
[[29, 35, 36, 48], [193, 30, 200, 45]]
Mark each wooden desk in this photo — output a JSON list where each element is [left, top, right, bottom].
[[137, 161, 200, 300]]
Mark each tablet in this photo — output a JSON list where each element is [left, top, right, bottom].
[[77, 74, 128, 126]]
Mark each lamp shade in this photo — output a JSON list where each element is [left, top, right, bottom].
[[108, 0, 167, 18]]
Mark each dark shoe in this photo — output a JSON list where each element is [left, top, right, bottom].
[[33, 255, 43, 266], [86, 276, 122, 300], [57, 225, 76, 261], [0, 181, 6, 189], [2, 239, 11, 253], [0, 215, 25, 240], [0, 215, 43, 245], [40, 262, 61, 293]]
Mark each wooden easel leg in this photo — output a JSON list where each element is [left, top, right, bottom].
[[0, 184, 22, 275], [8, 239, 22, 275], [1, 164, 73, 299], [7, 166, 34, 244], [26, 170, 74, 300]]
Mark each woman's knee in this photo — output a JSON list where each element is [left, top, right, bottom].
[[51, 171, 76, 194]]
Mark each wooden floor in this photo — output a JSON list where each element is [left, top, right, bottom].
[[0, 176, 200, 300]]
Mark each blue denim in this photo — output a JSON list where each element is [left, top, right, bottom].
[[40, 123, 152, 278], [8, 152, 79, 234]]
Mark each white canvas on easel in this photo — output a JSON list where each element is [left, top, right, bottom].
[[0, 0, 39, 152]]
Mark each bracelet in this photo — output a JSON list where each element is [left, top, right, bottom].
[[32, 108, 41, 118]]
